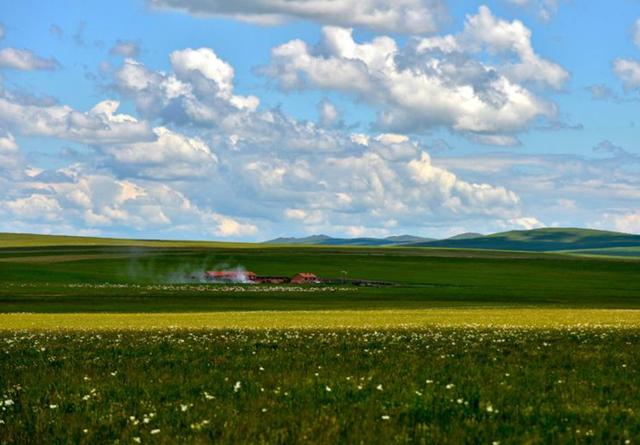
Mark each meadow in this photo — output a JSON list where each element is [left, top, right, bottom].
[[2, 235, 640, 443], [2, 328, 639, 444]]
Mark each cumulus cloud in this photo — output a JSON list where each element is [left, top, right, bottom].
[[608, 212, 640, 234], [0, 48, 60, 71], [317, 99, 339, 127], [262, 7, 566, 143], [100, 126, 218, 179], [146, 0, 448, 34], [0, 92, 154, 144], [614, 58, 640, 89], [0, 164, 257, 238], [113, 48, 259, 125], [0, 42, 536, 239], [0, 131, 23, 173], [240, 135, 524, 233], [109, 40, 141, 58]]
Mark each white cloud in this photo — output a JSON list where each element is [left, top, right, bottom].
[[0, 42, 540, 239], [610, 212, 640, 234], [0, 165, 257, 239], [317, 99, 339, 127], [5, 194, 63, 222], [109, 40, 141, 58], [0, 131, 24, 174], [262, 7, 566, 143], [100, 126, 218, 179], [147, 0, 448, 34], [613, 58, 640, 89], [459, 6, 569, 89], [240, 136, 523, 234], [0, 47, 60, 71], [114, 49, 259, 126], [0, 94, 154, 144], [633, 18, 640, 48]]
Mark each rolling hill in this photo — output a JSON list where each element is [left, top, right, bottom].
[[265, 234, 434, 246], [407, 228, 640, 252]]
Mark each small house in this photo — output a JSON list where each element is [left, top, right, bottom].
[[290, 272, 319, 284]]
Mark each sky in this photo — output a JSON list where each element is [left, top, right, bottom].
[[0, 0, 639, 241]]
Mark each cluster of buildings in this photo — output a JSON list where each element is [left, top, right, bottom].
[[204, 270, 320, 284]]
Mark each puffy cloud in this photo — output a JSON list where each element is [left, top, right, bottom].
[[613, 58, 640, 89], [109, 40, 141, 58], [317, 99, 339, 127], [0, 165, 257, 238], [0, 93, 154, 144], [458, 6, 569, 89], [437, 143, 640, 233], [146, 0, 448, 34], [113, 49, 259, 126], [262, 7, 566, 143], [0, 131, 24, 174], [100, 126, 218, 179], [0, 42, 536, 239], [239, 135, 523, 233], [0, 48, 60, 71], [608, 212, 640, 234], [5, 194, 63, 222]]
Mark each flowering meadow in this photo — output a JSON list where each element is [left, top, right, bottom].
[[2, 327, 639, 444]]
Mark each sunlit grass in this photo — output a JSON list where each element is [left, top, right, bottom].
[[3, 308, 640, 330]]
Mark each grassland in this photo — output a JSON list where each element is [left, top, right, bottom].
[[2, 234, 640, 443], [1, 243, 640, 312], [2, 328, 639, 444], [2, 308, 640, 330]]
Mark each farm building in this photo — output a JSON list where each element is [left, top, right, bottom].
[[290, 272, 319, 284], [205, 270, 257, 283]]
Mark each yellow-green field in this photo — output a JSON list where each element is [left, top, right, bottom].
[[3, 308, 640, 330]]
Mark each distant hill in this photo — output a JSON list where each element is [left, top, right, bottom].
[[265, 234, 434, 246], [446, 232, 484, 240], [407, 228, 640, 252]]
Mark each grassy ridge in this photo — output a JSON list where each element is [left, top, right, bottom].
[[410, 227, 640, 252], [0, 233, 254, 249]]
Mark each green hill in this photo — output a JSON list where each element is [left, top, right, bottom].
[[265, 234, 434, 246], [0, 233, 253, 249], [408, 228, 640, 252]]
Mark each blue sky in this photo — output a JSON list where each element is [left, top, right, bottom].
[[0, 0, 639, 240]]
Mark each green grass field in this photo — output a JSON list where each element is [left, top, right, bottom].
[[2, 234, 640, 443]]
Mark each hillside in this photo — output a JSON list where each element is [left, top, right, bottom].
[[265, 234, 434, 246], [0, 233, 253, 249], [408, 228, 640, 252]]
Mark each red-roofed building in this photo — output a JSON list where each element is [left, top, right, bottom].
[[290, 272, 319, 284], [205, 270, 256, 283]]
